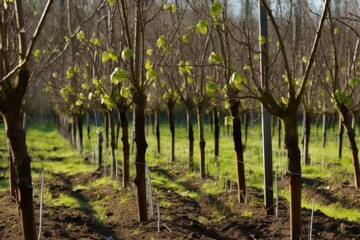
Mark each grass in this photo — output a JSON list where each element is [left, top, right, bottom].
[[0, 120, 359, 225]]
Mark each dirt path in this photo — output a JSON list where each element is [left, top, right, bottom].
[[0, 164, 359, 239]]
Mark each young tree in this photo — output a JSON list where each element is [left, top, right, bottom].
[[0, 1, 54, 239]]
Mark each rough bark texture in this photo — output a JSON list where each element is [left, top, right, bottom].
[[338, 117, 344, 159], [213, 107, 219, 159], [230, 101, 246, 203], [283, 115, 302, 240], [119, 109, 130, 188], [167, 101, 175, 163], [339, 106, 360, 188], [155, 110, 160, 155], [109, 111, 117, 179], [133, 93, 148, 222], [302, 111, 311, 165], [197, 107, 206, 179], [0, 69, 36, 240], [186, 105, 194, 170]]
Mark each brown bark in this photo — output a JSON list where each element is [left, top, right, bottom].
[[197, 106, 206, 178], [0, 69, 36, 240], [109, 111, 117, 179], [167, 101, 175, 163], [339, 106, 360, 188], [105, 112, 109, 148], [186, 104, 194, 170], [119, 109, 130, 188], [155, 110, 160, 155], [133, 93, 148, 222], [230, 101, 246, 203], [338, 117, 344, 159], [213, 107, 219, 158], [302, 111, 311, 165], [78, 115, 83, 153], [283, 115, 302, 240]]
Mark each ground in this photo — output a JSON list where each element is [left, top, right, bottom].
[[0, 163, 359, 240]]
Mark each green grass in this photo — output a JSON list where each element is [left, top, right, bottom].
[[0, 120, 359, 224]]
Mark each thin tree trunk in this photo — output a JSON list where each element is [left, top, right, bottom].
[[167, 101, 175, 163], [78, 115, 83, 153], [230, 101, 246, 203], [133, 99, 148, 222], [302, 111, 311, 165], [186, 105, 194, 170], [109, 111, 117, 179], [197, 106, 206, 178], [213, 107, 219, 158], [339, 107, 360, 188], [105, 112, 109, 148], [322, 111, 327, 148], [283, 115, 302, 240], [338, 117, 344, 159], [2, 109, 36, 240], [72, 115, 77, 149], [8, 145, 16, 200], [244, 111, 248, 146], [119, 109, 130, 188], [278, 117, 282, 149], [155, 110, 160, 155], [209, 110, 213, 133]]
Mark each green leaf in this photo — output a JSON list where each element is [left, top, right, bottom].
[[75, 100, 83, 106], [349, 77, 359, 86], [66, 68, 75, 79], [146, 69, 157, 81], [101, 95, 116, 110], [76, 31, 85, 41], [111, 67, 128, 84], [157, 35, 169, 51], [33, 49, 41, 58], [334, 89, 351, 108], [145, 59, 153, 70], [206, 82, 217, 97], [147, 49, 153, 56], [96, 127, 103, 134], [210, 1, 222, 19], [196, 20, 208, 35], [52, 72, 57, 78], [243, 65, 251, 70], [108, 0, 114, 6], [208, 51, 223, 64], [224, 116, 234, 126], [171, 4, 177, 13], [259, 35, 266, 44], [108, 51, 118, 62], [81, 83, 89, 90], [120, 87, 131, 98], [121, 48, 133, 59], [187, 76, 194, 84], [91, 37, 101, 46], [178, 61, 193, 76], [182, 35, 190, 44], [229, 72, 247, 90], [302, 56, 308, 64], [102, 52, 110, 63], [254, 54, 260, 61], [334, 27, 340, 35]]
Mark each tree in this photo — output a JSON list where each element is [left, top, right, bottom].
[[0, 1, 54, 239]]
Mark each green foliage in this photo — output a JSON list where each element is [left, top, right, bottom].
[[210, 1, 222, 23], [205, 82, 217, 97], [146, 49, 153, 56], [120, 87, 131, 98], [111, 67, 128, 85], [178, 61, 192, 76], [208, 51, 223, 64], [196, 20, 208, 35], [90, 37, 101, 46], [121, 48, 133, 60], [33, 49, 41, 58], [146, 69, 157, 82], [224, 116, 234, 126], [349, 77, 359, 86], [156, 35, 170, 52], [182, 34, 190, 44], [102, 50, 118, 63], [334, 89, 351, 108], [259, 35, 266, 45], [229, 72, 247, 90]]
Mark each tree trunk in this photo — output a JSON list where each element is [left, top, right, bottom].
[[278, 117, 282, 149], [119, 109, 130, 188], [186, 105, 194, 170], [339, 107, 360, 188], [197, 106, 206, 178], [322, 111, 327, 148], [86, 111, 91, 145], [244, 111, 249, 146], [213, 107, 219, 159], [133, 96, 148, 222], [8, 146, 16, 200], [109, 111, 117, 179], [105, 112, 109, 148], [338, 117, 344, 159], [155, 110, 160, 155], [167, 101, 175, 163], [72, 115, 77, 149], [78, 115, 83, 153], [302, 111, 311, 165], [282, 115, 302, 240], [209, 110, 213, 133], [2, 110, 36, 240], [230, 101, 246, 203]]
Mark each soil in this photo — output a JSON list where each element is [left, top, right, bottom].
[[0, 163, 359, 240]]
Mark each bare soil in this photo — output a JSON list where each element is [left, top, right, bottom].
[[0, 162, 359, 239]]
